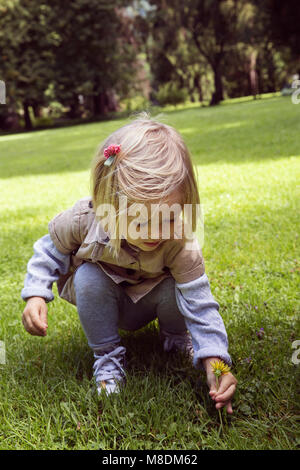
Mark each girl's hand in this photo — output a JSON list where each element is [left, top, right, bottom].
[[202, 357, 238, 414], [22, 296, 48, 336]]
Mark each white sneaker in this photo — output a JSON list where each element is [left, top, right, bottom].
[[160, 329, 194, 361], [93, 344, 126, 396]]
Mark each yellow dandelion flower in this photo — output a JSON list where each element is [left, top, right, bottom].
[[210, 360, 231, 378]]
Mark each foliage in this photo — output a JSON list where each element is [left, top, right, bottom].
[[119, 95, 150, 112], [135, 0, 298, 105], [0, 0, 138, 128], [154, 82, 188, 106], [48, 0, 137, 116], [0, 0, 57, 128], [254, 0, 300, 59], [0, 0, 299, 130]]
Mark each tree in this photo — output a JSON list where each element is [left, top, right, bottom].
[[140, 0, 243, 105], [239, 0, 293, 95], [179, 0, 242, 105], [0, 0, 56, 129], [135, 0, 212, 103], [260, 0, 300, 58], [48, 0, 138, 117], [253, 0, 300, 78], [0, 0, 139, 129]]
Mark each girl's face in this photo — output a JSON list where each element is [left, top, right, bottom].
[[125, 190, 182, 251]]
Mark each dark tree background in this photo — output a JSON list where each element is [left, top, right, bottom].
[[0, 0, 299, 130]]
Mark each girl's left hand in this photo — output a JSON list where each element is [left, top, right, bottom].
[[203, 357, 238, 414]]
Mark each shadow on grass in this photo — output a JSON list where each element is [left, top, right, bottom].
[[0, 93, 281, 139], [11, 318, 204, 401], [0, 96, 297, 179]]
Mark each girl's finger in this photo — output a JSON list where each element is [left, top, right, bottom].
[[216, 374, 235, 394], [30, 309, 46, 333], [39, 304, 48, 328], [226, 401, 233, 414], [215, 383, 237, 403], [23, 314, 43, 336], [209, 390, 218, 402], [215, 400, 226, 409], [215, 400, 233, 414], [22, 314, 28, 331]]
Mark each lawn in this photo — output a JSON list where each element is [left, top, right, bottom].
[[0, 95, 299, 450]]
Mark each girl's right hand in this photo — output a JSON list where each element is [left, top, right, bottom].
[[22, 297, 48, 336]]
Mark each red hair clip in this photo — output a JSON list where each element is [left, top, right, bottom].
[[104, 144, 121, 166]]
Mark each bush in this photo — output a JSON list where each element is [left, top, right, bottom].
[[120, 95, 150, 112], [154, 82, 188, 106], [47, 101, 65, 118], [34, 116, 54, 128]]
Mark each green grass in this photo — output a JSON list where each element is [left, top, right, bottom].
[[0, 95, 299, 450]]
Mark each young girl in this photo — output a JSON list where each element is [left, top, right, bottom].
[[21, 113, 237, 413]]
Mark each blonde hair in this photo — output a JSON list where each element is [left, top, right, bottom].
[[89, 111, 200, 258]]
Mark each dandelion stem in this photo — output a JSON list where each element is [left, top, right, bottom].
[[210, 360, 230, 437], [216, 375, 223, 436]]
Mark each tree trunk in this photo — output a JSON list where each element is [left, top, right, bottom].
[[23, 101, 33, 130], [67, 94, 81, 119], [93, 93, 100, 116], [93, 90, 115, 116], [32, 103, 42, 118], [256, 58, 263, 96], [106, 90, 119, 112], [210, 62, 224, 105], [249, 50, 258, 99], [93, 92, 106, 116], [188, 80, 195, 102], [194, 74, 203, 103], [266, 53, 276, 92]]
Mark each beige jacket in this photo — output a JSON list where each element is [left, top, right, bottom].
[[48, 197, 205, 305]]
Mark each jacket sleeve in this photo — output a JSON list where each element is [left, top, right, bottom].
[[175, 273, 232, 369], [21, 234, 71, 303], [164, 237, 205, 284], [48, 199, 83, 254]]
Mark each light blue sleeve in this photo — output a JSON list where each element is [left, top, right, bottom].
[[175, 273, 232, 369], [21, 234, 71, 303]]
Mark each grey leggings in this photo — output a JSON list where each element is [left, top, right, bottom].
[[73, 262, 187, 352]]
